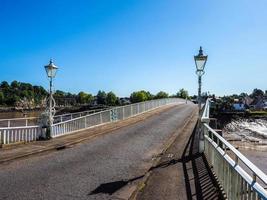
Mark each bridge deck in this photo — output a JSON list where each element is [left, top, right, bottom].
[[0, 103, 224, 200]]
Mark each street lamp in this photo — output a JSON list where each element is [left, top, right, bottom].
[[44, 59, 58, 138], [194, 46, 208, 112]]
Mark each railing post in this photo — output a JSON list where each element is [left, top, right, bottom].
[[5, 130, 8, 144], [3, 130, 6, 145], [253, 173, 257, 182], [235, 155, 238, 165], [199, 123, 205, 153], [63, 123, 66, 134]]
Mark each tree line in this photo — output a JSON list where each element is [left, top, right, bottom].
[[0, 81, 190, 107], [210, 88, 267, 114]]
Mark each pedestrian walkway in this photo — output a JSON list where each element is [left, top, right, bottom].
[[136, 123, 225, 200]]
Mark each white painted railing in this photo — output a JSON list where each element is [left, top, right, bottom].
[[201, 99, 267, 199], [0, 126, 42, 145], [51, 98, 184, 138], [0, 108, 107, 128], [0, 98, 184, 145]]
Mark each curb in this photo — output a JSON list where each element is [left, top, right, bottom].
[[128, 107, 198, 200]]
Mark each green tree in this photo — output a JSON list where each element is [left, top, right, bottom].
[[176, 88, 189, 99], [97, 90, 107, 105], [0, 91, 4, 105], [145, 91, 154, 100], [106, 91, 117, 106], [77, 92, 93, 104], [154, 91, 168, 99], [54, 90, 66, 97], [0, 81, 10, 90], [130, 91, 149, 103], [250, 88, 264, 99], [5, 94, 19, 105], [11, 80, 20, 89]]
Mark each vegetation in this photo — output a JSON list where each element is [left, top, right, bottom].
[[0, 81, 47, 107], [0, 80, 193, 109], [130, 90, 153, 103], [176, 88, 189, 99], [210, 88, 267, 116], [247, 110, 267, 115], [106, 92, 118, 106], [154, 91, 168, 99], [77, 92, 93, 104], [96, 90, 107, 105]]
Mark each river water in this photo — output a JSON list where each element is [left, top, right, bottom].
[[0, 110, 43, 119], [0, 110, 44, 127]]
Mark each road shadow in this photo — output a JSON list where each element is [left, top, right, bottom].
[[147, 124, 224, 199], [88, 175, 144, 196], [181, 124, 224, 200], [89, 124, 224, 199]]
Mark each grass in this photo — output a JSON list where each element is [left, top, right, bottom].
[[247, 110, 267, 116]]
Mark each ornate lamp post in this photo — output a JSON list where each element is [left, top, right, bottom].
[[44, 59, 58, 138], [194, 46, 208, 113], [194, 47, 207, 153]]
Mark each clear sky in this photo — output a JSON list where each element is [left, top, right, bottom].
[[0, 0, 266, 97]]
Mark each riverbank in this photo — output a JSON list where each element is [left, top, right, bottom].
[[0, 104, 109, 119]]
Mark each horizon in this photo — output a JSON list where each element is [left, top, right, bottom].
[[1, 79, 266, 98], [1, 0, 267, 96]]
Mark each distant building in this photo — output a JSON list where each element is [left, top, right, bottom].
[[250, 97, 267, 110], [232, 103, 246, 111], [55, 97, 77, 107], [120, 97, 131, 105], [243, 96, 253, 106], [255, 98, 267, 110]]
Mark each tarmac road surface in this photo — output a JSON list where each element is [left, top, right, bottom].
[[0, 103, 197, 200]]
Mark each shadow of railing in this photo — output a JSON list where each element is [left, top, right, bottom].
[[89, 124, 225, 199], [181, 124, 224, 200]]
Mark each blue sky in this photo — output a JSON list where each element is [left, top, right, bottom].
[[0, 0, 267, 97]]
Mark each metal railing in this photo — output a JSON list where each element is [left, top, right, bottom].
[[51, 98, 184, 138], [0, 108, 107, 128], [53, 108, 107, 124], [0, 126, 42, 145], [0, 98, 184, 145], [201, 99, 267, 199]]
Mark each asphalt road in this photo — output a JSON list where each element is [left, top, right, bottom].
[[0, 104, 197, 200]]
